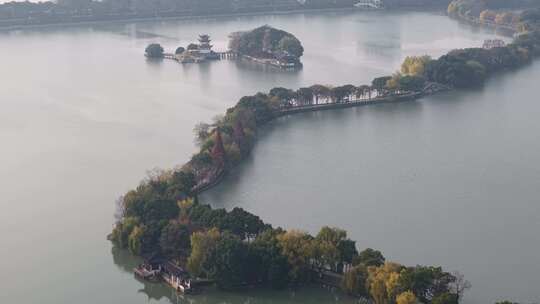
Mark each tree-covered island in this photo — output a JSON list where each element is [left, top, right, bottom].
[[229, 25, 304, 69], [111, 3, 540, 303]]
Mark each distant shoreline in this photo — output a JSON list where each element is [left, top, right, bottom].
[[0, 7, 378, 31]]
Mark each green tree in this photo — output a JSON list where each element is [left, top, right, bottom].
[[279, 35, 304, 57], [218, 207, 266, 240], [310, 84, 331, 104], [277, 230, 314, 284], [187, 228, 221, 277], [296, 87, 314, 105], [355, 248, 385, 267], [398, 266, 455, 303], [432, 292, 459, 304], [128, 225, 144, 255], [342, 265, 368, 296], [401, 55, 432, 76], [145, 43, 164, 58], [315, 226, 356, 272], [203, 232, 255, 290], [110, 216, 139, 248], [159, 222, 190, 258], [269, 87, 296, 106], [372, 76, 392, 96], [175, 46, 185, 54], [399, 75, 426, 92], [331, 85, 355, 102], [193, 122, 211, 147], [251, 229, 291, 289]]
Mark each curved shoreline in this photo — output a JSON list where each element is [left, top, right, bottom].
[[449, 12, 517, 36], [110, 5, 540, 299], [192, 91, 428, 194]]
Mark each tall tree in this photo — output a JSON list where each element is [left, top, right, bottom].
[[187, 228, 221, 277], [277, 230, 314, 284], [450, 271, 471, 303], [396, 291, 418, 304], [145, 43, 164, 58], [211, 129, 226, 168], [355, 248, 385, 267]]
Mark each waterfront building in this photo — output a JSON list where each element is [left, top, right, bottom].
[[198, 34, 213, 55], [483, 39, 506, 49]]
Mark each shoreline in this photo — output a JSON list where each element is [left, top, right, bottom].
[[449, 13, 518, 37], [0, 7, 379, 32], [192, 89, 442, 194]]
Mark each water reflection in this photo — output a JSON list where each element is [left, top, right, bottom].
[[110, 247, 356, 304], [201, 99, 425, 210], [111, 246, 141, 274]]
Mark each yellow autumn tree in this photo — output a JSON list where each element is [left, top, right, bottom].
[[367, 262, 403, 304], [386, 271, 402, 301], [277, 229, 314, 283], [396, 291, 418, 304], [401, 56, 432, 76], [187, 228, 221, 277], [128, 225, 144, 255]]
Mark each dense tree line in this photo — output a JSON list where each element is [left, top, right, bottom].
[[343, 262, 471, 304], [448, 0, 540, 34], [441, 3, 540, 88], [397, 10, 540, 89], [0, 0, 358, 27], [229, 25, 304, 59], [111, 189, 470, 302], [447, 0, 539, 21]]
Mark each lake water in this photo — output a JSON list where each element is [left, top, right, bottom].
[[1, 9, 536, 304]]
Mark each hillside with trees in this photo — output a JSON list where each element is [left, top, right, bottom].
[[111, 183, 470, 302], [229, 25, 304, 61]]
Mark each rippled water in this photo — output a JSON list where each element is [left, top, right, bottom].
[[0, 10, 527, 304]]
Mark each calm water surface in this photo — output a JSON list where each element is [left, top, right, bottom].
[[1, 10, 533, 304]]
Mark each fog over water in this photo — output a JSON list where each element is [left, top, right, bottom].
[[1, 10, 537, 304]]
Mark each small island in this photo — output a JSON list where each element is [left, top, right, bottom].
[[229, 25, 304, 69], [144, 26, 303, 69]]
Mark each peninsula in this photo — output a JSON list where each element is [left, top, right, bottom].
[[111, 2, 540, 303]]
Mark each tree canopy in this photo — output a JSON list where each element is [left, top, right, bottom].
[[229, 25, 304, 58], [145, 43, 164, 58]]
